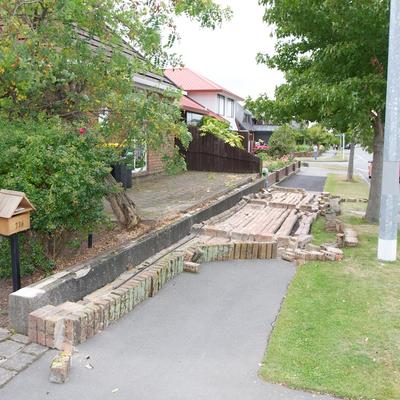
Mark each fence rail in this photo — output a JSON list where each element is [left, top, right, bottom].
[[179, 127, 261, 174]]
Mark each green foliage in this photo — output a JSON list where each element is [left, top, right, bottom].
[[199, 116, 244, 148], [0, 119, 111, 238], [249, 0, 388, 147], [162, 146, 187, 175], [0, 234, 54, 278], [268, 125, 296, 157], [294, 144, 310, 152], [262, 155, 294, 172], [0, 0, 230, 269]]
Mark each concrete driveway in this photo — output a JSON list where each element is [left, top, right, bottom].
[[0, 260, 336, 400]]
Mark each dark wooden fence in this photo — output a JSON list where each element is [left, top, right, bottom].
[[178, 127, 261, 174]]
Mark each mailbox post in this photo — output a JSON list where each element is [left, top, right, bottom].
[[0, 190, 35, 291]]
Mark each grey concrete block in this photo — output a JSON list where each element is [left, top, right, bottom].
[[0, 340, 24, 358], [22, 343, 48, 357], [0, 367, 17, 388], [10, 334, 31, 345], [2, 352, 36, 372]]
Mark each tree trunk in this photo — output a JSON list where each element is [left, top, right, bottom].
[[105, 174, 140, 229], [346, 142, 355, 181], [365, 115, 384, 223]]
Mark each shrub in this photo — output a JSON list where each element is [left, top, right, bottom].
[[199, 116, 244, 148], [162, 146, 187, 175], [295, 144, 310, 152], [0, 118, 112, 257], [268, 125, 296, 157], [0, 234, 54, 278]]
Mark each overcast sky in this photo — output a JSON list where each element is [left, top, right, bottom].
[[172, 0, 285, 100]]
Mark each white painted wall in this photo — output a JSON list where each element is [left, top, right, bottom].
[[188, 92, 218, 113], [188, 91, 239, 130]]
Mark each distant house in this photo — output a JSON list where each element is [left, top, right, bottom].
[[165, 68, 244, 130], [235, 102, 279, 152]]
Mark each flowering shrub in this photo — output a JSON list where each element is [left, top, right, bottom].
[[254, 145, 270, 152], [262, 155, 294, 172], [0, 119, 112, 255]]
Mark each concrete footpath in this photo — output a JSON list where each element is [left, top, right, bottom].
[[1, 259, 336, 400], [278, 165, 329, 192]]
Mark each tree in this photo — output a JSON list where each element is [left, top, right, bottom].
[[250, 0, 389, 222], [199, 116, 244, 148], [0, 0, 231, 239], [268, 124, 296, 157]]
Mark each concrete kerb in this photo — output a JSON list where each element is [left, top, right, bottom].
[[9, 177, 267, 334]]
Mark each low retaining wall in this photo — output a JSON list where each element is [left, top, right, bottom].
[[9, 177, 267, 334], [267, 161, 299, 185]]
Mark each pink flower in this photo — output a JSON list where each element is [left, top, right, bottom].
[[79, 127, 86, 135]]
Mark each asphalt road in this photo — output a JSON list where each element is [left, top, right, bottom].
[[0, 260, 336, 400]]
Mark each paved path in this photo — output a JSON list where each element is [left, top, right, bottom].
[[131, 172, 256, 221], [0, 260, 336, 400], [278, 167, 327, 192]]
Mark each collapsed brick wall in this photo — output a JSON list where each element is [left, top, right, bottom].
[[27, 241, 278, 351]]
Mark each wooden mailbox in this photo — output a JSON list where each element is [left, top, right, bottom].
[[0, 190, 35, 236]]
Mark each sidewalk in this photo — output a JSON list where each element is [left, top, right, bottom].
[[0, 259, 337, 400]]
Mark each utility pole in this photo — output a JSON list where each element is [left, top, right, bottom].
[[378, 0, 400, 261]]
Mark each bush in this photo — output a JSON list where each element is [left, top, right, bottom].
[[0, 234, 54, 278], [0, 118, 112, 256], [162, 146, 187, 175], [295, 144, 310, 152], [199, 116, 243, 148], [268, 125, 296, 157], [262, 155, 294, 172]]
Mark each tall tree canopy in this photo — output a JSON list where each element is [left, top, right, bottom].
[[248, 0, 389, 222]]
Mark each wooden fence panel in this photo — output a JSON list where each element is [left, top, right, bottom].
[[179, 127, 261, 174]]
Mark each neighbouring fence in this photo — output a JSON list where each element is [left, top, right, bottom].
[[178, 127, 261, 174]]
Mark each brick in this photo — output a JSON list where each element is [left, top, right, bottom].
[[64, 313, 82, 346], [28, 305, 55, 344], [272, 242, 278, 258], [183, 261, 200, 273], [252, 243, 259, 259], [233, 243, 241, 259], [245, 243, 253, 259], [49, 352, 71, 384], [239, 243, 247, 259], [91, 298, 111, 328], [266, 243, 272, 259], [44, 309, 69, 349]]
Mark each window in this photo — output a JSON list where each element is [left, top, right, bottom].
[[186, 112, 203, 126], [227, 98, 234, 118], [218, 94, 225, 116]]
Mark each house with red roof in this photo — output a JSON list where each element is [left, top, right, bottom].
[[165, 68, 244, 130]]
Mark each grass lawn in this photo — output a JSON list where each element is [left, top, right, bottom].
[[260, 174, 400, 400], [298, 155, 349, 162], [325, 173, 369, 199]]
